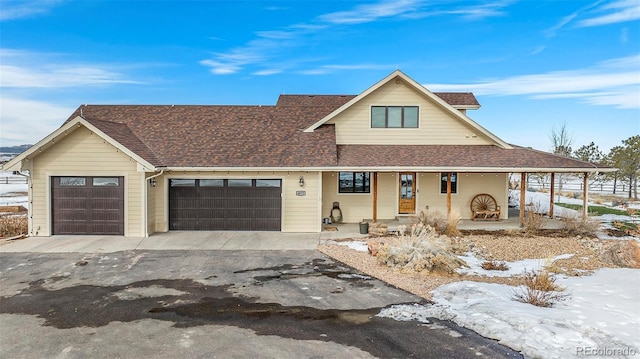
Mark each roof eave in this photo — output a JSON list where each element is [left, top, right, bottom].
[[1, 116, 157, 172]]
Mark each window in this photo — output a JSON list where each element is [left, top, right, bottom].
[[60, 177, 86, 186], [227, 179, 252, 187], [339, 172, 370, 193], [371, 106, 418, 128], [170, 179, 195, 187], [93, 177, 119, 186], [200, 179, 224, 187], [440, 172, 457, 194], [256, 179, 281, 187]]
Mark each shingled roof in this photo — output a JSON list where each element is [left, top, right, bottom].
[[69, 104, 338, 168], [58, 92, 607, 172], [336, 145, 604, 171]]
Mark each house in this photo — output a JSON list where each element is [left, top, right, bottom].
[[2, 70, 610, 237]]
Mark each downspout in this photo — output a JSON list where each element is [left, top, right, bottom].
[[13, 171, 33, 236], [144, 169, 164, 237]]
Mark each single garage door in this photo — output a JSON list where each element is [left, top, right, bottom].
[[169, 179, 282, 231], [52, 176, 125, 235]]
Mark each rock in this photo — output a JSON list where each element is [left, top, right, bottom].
[[368, 241, 381, 256], [599, 241, 640, 268]]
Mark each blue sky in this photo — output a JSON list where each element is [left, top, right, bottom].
[[1, 0, 638, 154]]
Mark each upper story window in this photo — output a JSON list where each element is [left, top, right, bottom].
[[371, 106, 419, 128]]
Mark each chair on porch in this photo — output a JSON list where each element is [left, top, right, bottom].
[[470, 193, 501, 221]]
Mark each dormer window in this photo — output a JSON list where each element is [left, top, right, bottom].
[[371, 106, 419, 128]]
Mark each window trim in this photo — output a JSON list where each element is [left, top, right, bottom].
[[439, 172, 458, 194], [338, 172, 371, 194], [371, 105, 419, 128]]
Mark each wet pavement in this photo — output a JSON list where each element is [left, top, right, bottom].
[[0, 250, 523, 358]]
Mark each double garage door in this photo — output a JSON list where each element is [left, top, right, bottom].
[[52, 176, 124, 235], [169, 179, 282, 231]]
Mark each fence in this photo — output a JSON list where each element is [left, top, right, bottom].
[[0, 177, 28, 184]]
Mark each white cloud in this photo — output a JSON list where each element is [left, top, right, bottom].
[[578, 0, 640, 27], [0, 48, 143, 88], [0, 96, 74, 146], [426, 54, 640, 109], [0, 0, 63, 21], [318, 0, 423, 24], [200, 0, 512, 75]]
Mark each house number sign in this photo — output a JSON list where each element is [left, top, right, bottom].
[[296, 191, 306, 196]]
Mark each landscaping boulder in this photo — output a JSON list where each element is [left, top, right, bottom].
[[599, 241, 640, 269]]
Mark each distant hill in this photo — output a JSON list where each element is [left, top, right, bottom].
[[0, 145, 31, 153]]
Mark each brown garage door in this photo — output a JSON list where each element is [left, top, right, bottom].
[[52, 176, 124, 235], [169, 179, 281, 231]]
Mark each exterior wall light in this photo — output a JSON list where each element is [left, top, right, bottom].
[[150, 178, 157, 187], [299, 176, 305, 187]]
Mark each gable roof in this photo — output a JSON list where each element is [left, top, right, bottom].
[[2, 116, 157, 172], [303, 70, 509, 149], [64, 104, 338, 168]]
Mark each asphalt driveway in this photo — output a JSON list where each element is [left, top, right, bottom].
[[0, 248, 522, 358]]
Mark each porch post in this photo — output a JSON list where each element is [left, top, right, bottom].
[[549, 172, 555, 218], [372, 172, 378, 222], [582, 172, 589, 218], [519, 172, 526, 226], [446, 172, 452, 217]]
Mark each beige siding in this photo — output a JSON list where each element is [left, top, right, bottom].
[[151, 171, 321, 233], [147, 175, 156, 235], [415, 172, 509, 219], [322, 171, 509, 221], [29, 127, 144, 237], [327, 81, 493, 145]]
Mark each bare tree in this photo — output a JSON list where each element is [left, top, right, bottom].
[[549, 121, 573, 197]]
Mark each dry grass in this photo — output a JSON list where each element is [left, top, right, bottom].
[[376, 223, 467, 274], [481, 260, 509, 271], [523, 202, 544, 234], [0, 215, 28, 238], [512, 269, 570, 307], [560, 213, 601, 237], [411, 209, 462, 237]]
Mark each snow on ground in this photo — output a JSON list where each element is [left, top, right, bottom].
[[333, 240, 369, 252], [456, 253, 575, 278], [0, 171, 28, 208], [379, 268, 640, 359]]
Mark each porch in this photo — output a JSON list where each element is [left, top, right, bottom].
[[320, 207, 565, 241]]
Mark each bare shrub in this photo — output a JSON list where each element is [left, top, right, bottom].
[[560, 213, 600, 237], [481, 260, 509, 271], [523, 202, 544, 234], [412, 209, 462, 237], [0, 215, 28, 238], [445, 208, 461, 237], [376, 223, 467, 274], [512, 269, 570, 307], [411, 210, 447, 234]]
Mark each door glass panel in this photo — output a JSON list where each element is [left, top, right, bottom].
[[228, 179, 252, 187], [171, 179, 195, 187], [256, 179, 281, 187], [200, 179, 224, 187], [93, 177, 119, 186], [60, 177, 86, 186]]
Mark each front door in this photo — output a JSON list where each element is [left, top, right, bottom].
[[398, 172, 416, 214]]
